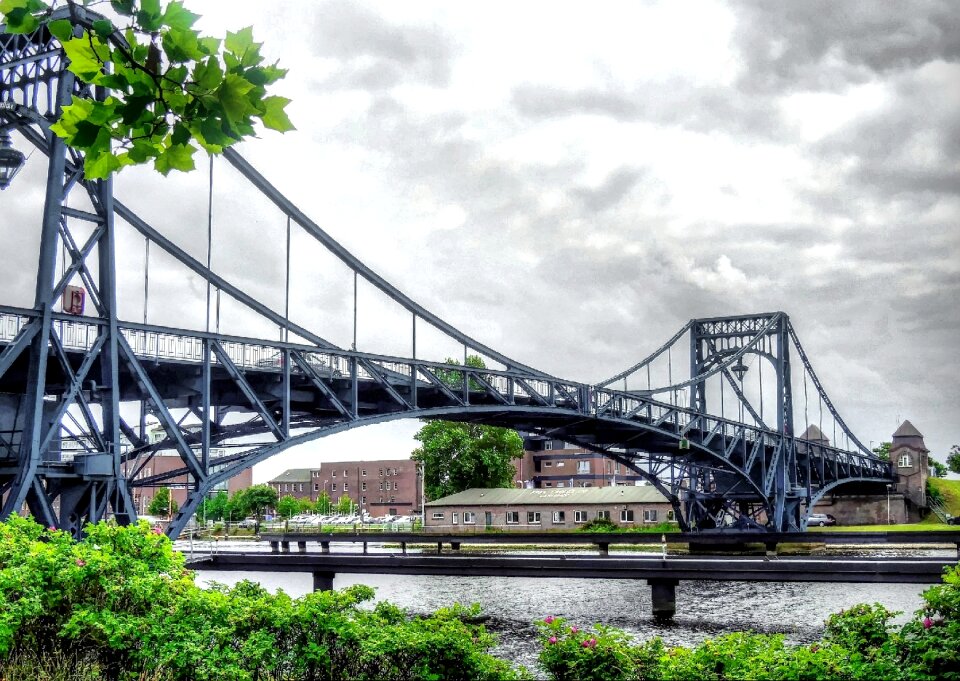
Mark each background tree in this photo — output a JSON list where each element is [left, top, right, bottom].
[[275, 494, 299, 519], [1, 0, 293, 179], [195, 490, 227, 522], [872, 442, 891, 461], [296, 497, 315, 514], [147, 487, 177, 517], [315, 491, 331, 515], [931, 460, 948, 478], [947, 445, 960, 475], [436, 355, 487, 391], [335, 495, 353, 515], [412, 420, 523, 501]]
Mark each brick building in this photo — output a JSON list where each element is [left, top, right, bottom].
[[268, 459, 421, 516], [515, 436, 648, 488]]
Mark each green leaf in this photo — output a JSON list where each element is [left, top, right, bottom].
[[1, 7, 38, 34], [136, 0, 163, 32], [110, 0, 134, 16], [192, 56, 222, 91], [259, 96, 294, 132], [198, 36, 220, 55], [154, 142, 196, 175], [216, 73, 256, 125], [120, 95, 153, 125], [224, 26, 254, 57], [161, 0, 199, 31], [161, 27, 204, 63], [92, 19, 114, 38], [47, 18, 73, 42], [61, 36, 107, 81], [84, 149, 123, 179], [171, 122, 190, 146]]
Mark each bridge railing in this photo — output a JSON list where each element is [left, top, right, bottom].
[[0, 310, 587, 410], [592, 386, 889, 479]]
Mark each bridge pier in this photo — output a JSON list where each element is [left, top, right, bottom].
[[598, 542, 609, 556], [298, 541, 306, 554], [648, 579, 678, 620], [312, 571, 335, 592], [321, 541, 330, 554]]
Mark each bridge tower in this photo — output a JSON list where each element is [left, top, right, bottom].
[[0, 14, 137, 534]]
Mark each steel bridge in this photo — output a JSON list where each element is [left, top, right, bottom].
[[0, 9, 894, 538]]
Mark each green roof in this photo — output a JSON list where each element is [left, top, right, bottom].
[[268, 468, 314, 484], [426, 486, 668, 507]]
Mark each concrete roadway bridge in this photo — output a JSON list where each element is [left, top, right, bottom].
[[184, 531, 960, 619]]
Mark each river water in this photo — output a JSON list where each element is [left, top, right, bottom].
[[188, 542, 950, 673]]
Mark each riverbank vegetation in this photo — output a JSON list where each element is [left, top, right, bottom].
[[1, 516, 957, 680]]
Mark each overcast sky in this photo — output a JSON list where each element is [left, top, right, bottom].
[[4, 0, 959, 482]]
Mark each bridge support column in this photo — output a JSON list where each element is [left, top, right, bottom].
[[648, 579, 678, 620], [320, 541, 330, 554], [270, 541, 279, 553], [312, 571, 335, 592], [297, 541, 306, 553], [401, 542, 407, 554], [281, 541, 290, 553], [598, 543, 609, 556], [451, 542, 461, 552]]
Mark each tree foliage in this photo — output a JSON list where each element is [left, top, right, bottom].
[[146, 486, 177, 517], [275, 494, 299, 519], [873, 441, 892, 461], [947, 445, 960, 475], [931, 460, 948, 478], [0, 0, 293, 179], [412, 419, 523, 501]]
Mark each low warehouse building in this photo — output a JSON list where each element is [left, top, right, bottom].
[[424, 486, 676, 532]]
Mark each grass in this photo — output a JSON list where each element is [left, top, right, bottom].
[[930, 477, 960, 514], [810, 523, 959, 532]]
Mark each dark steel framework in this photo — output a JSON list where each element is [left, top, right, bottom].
[[0, 11, 894, 538]]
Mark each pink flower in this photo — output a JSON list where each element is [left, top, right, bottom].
[[548, 636, 557, 644], [570, 626, 578, 634], [75, 559, 86, 567], [152, 526, 163, 535], [582, 638, 597, 649], [48, 526, 56, 531], [544, 616, 554, 624], [923, 616, 933, 629]]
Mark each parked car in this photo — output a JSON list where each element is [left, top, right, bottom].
[[237, 517, 257, 529], [807, 513, 837, 527]]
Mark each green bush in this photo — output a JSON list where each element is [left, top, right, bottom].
[[0, 516, 524, 681]]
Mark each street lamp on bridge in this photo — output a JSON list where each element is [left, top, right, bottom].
[[886, 484, 892, 525], [0, 132, 26, 190]]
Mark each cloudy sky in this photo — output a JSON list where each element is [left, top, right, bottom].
[[4, 0, 959, 481]]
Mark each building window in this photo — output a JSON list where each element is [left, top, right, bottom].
[[389, 496, 395, 503], [667, 510, 675, 521], [552, 511, 565, 523], [577, 461, 590, 473], [597, 510, 610, 520], [621, 510, 635, 522], [463, 512, 476, 524], [332, 471, 336, 477], [314, 483, 319, 492], [361, 469, 367, 476], [361, 482, 367, 491], [556, 461, 564, 468], [343, 469, 348, 477], [452, 512, 459, 524], [283, 483, 288, 492], [379, 468, 384, 476], [544, 440, 553, 449], [643, 509, 658, 522], [299, 483, 303, 492], [331, 483, 337, 492], [544, 482, 553, 487], [506, 511, 520, 524], [544, 461, 553, 467], [361, 496, 366, 504], [898, 454, 912, 468], [343, 483, 348, 491], [556, 482, 565, 488], [574, 510, 588, 523], [432, 512, 445, 520], [527, 511, 541, 524]]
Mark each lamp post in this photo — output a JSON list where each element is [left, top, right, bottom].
[[0, 132, 26, 190], [886, 484, 892, 525]]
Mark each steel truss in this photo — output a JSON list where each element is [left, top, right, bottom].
[[0, 11, 893, 538]]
